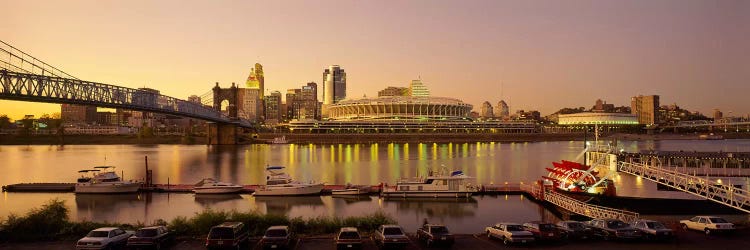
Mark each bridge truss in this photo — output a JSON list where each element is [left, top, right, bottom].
[[618, 161, 750, 213]]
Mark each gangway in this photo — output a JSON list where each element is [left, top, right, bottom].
[[521, 182, 640, 223], [618, 161, 750, 213]]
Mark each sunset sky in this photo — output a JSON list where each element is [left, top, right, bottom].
[[2, 0, 749, 120]]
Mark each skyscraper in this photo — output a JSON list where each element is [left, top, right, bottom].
[[409, 79, 430, 97], [480, 101, 494, 119], [245, 63, 264, 99], [631, 95, 660, 125], [323, 65, 346, 104], [496, 100, 509, 119], [264, 91, 283, 124]]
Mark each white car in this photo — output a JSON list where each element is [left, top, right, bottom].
[[76, 227, 134, 250], [679, 216, 734, 235], [485, 222, 535, 245]]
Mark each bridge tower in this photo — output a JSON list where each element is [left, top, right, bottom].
[[208, 82, 240, 144]]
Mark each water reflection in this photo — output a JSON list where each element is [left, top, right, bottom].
[[194, 194, 243, 207], [253, 196, 324, 215], [381, 197, 478, 219], [75, 193, 144, 222], [331, 195, 373, 204]]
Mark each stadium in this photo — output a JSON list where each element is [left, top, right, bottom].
[[324, 96, 473, 121]]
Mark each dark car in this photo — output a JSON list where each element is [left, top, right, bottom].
[[523, 221, 565, 242], [556, 221, 593, 240], [260, 225, 294, 250], [588, 219, 642, 241], [372, 225, 409, 249], [416, 224, 454, 247], [205, 222, 249, 250], [335, 227, 363, 250], [127, 226, 172, 250], [632, 219, 675, 241]]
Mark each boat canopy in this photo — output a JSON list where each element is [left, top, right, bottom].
[[78, 169, 100, 173], [93, 166, 115, 169], [451, 170, 464, 176], [266, 166, 285, 170]]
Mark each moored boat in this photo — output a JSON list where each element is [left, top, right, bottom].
[[192, 178, 244, 194], [331, 184, 371, 195], [75, 166, 140, 194], [253, 166, 323, 196], [381, 169, 478, 198]]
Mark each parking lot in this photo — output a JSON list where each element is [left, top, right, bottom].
[[3, 229, 750, 250]]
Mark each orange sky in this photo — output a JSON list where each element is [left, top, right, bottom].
[[2, 0, 749, 120]]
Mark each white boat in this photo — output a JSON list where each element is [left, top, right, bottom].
[[192, 178, 244, 194], [253, 166, 323, 196], [331, 184, 370, 195], [75, 166, 141, 194], [381, 170, 478, 198], [271, 136, 288, 144]]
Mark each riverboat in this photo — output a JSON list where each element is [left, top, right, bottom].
[[253, 166, 323, 196], [75, 166, 140, 194], [381, 170, 478, 198], [192, 178, 244, 194]]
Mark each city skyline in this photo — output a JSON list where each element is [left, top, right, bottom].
[[2, 0, 748, 120]]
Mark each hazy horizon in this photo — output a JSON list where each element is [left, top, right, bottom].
[[2, 0, 749, 120]]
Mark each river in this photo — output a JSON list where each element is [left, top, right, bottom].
[[2, 140, 749, 232]]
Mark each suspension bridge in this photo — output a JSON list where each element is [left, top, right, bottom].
[[0, 40, 251, 144]]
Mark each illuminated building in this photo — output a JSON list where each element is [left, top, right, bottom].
[[631, 95, 660, 125], [245, 63, 264, 99], [557, 112, 638, 125], [323, 65, 346, 104]]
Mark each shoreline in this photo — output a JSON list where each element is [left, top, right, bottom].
[[2, 132, 750, 145]]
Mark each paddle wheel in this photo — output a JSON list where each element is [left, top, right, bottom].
[[544, 160, 612, 195]]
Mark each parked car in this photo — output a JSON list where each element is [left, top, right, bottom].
[[631, 219, 675, 241], [372, 224, 409, 249], [523, 221, 566, 242], [555, 221, 593, 240], [76, 227, 134, 250], [587, 219, 642, 241], [205, 222, 249, 249], [485, 222, 535, 245], [416, 224, 454, 247], [127, 225, 172, 249], [680, 216, 734, 235], [260, 225, 294, 250], [335, 227, 363, 250]]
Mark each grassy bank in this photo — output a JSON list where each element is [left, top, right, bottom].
[[0, 199, 396, 242]]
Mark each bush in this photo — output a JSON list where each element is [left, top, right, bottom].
[[0, 199, 69, 241]]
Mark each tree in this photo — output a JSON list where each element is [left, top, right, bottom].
[[0, 114, 10, 129]]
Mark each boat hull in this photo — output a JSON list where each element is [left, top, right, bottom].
[[74, 183, 140, 194], [380, 191, 475, 198], [253, 184, 323, 196], [193, 187, 244, 194]]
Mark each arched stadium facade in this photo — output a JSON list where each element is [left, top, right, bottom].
[[325, 96, 473, 121]]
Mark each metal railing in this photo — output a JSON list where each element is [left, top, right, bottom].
[[618, 161, 750, 213], [543, 189, 640, 223]]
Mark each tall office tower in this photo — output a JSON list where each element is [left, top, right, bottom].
[[631, 95, 660, 125], [409, 79, 430, 97], [264, 91, 283, 123], [323, 65, 346, 104], [378, 87, 410, 97], [301, 82, 319, 119], [496, 100, 510, 119], [245, 63, 264, 99], [238, 88, 262, 122], [480, 101, 494, 118], [286, 89, 302, 120]]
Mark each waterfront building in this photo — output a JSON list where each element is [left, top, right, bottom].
[[264, 91, 283, 124], [325, 96, 472, 121], [323, 65, 346, 104], [286, 89, 302, 120], [409, 79, 429, 97], [480, 101, 494, 119], [557, 112, 638, 125], [301, 82, 319, 120], [61, 104, 97, 124], [631, 95, 660, 125], [245, 63, 264, 99], [713, 109, 723, 121], [496, 100, 509, 119], [378, 86, 410, 97]]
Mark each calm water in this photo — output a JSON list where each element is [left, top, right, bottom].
[[2, 140, 750, 232]]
